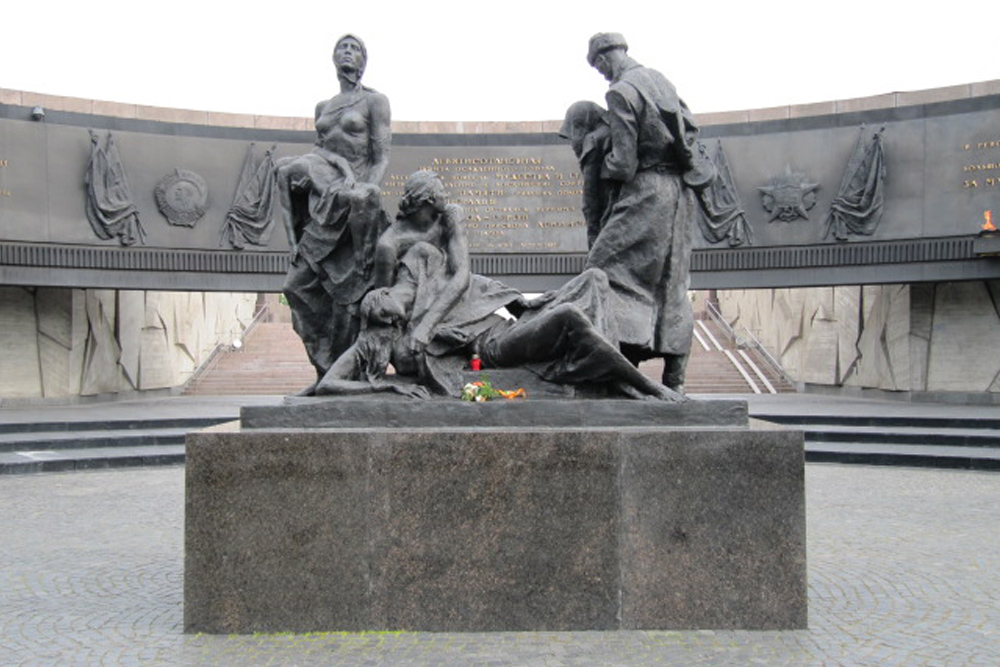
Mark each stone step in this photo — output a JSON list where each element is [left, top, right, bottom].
[[0, 416, 225, 436], [759, 413, 1000, 431], [0, 445, 185, 475], [805, 442, 1000, 470], [0, 427, 191, 453]]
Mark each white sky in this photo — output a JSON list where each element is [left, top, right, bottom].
[[2, 0, 994, 122]]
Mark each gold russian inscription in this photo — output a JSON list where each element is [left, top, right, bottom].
[[537, 220, 584, 228], [963, 162, 1000, 172], [388, 153, 587, 252], [0, 159, 9, 167], [454, 189, 504, 196], [963, 139, 1000, 151], [0, 189, 11, 197], [958, 140, 1000, 190], [484, 221, 530, 227], [456, 199, 498, 206], [433, 157, 543, 166], [504, 173, 550, 180]]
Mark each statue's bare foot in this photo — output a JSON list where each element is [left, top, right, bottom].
[[653, 384, 688, 402], [613, 382, 661, 400], [614, 379, 687, 402]]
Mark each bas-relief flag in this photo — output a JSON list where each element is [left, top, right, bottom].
[[221, 144, 278, 249], [825, 127, 887, 241], [84, 131, 146, 246]]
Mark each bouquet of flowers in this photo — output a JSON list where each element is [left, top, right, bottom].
[[461, 375, 526, 402]]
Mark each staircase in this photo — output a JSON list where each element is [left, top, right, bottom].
[[0, 416, 225, 474], [183, 322, 316, 396], [694, 318, 796, 393], [755, 411, 1000, 470], [639, 318, 796, 394]]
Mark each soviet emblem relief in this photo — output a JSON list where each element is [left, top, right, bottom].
[[758, 166, 820, 223], [155, 169, 209, 227]]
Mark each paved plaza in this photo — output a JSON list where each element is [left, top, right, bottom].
[[1, 462, 998, 666]]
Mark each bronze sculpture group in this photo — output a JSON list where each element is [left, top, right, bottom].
[[279, 33, 708, 401]]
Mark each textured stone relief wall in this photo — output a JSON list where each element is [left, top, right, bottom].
[[924, 281, 1000, 392], [0, 288, 256, 399], [0, 288, 43, 397], [718, 281, 1000, 394]]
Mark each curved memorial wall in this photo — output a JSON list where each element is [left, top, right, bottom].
[[1, 81, 999, 398]]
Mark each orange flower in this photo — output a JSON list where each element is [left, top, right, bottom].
[[498, 388, 526, 399]]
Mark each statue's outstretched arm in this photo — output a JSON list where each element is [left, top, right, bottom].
[[316, 376, 430, 398], [314, 341, 429, 398]]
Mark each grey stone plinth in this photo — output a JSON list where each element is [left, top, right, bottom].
[[241, 397, 749, 429], [185, 418, 805, 633]]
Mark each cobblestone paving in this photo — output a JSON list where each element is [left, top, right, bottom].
[[1, 464, 997, 666]]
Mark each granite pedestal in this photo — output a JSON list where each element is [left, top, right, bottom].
[[184, 399, 806, 633]]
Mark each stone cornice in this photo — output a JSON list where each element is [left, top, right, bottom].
[[4, 79, 999, 133]]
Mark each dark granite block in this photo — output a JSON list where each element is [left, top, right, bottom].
[[184, 421, 806, 633], [184, 426, 373, 633], [620, 424, 807, 629], [367, 431, 620, 631]]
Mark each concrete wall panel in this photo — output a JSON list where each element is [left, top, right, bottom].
[[927, 282, 1000, 391], [720, 281, 1000, 395], [0, 287, 42, 397]]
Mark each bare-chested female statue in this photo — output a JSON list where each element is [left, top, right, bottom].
[[276, 34, 392, 394]]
